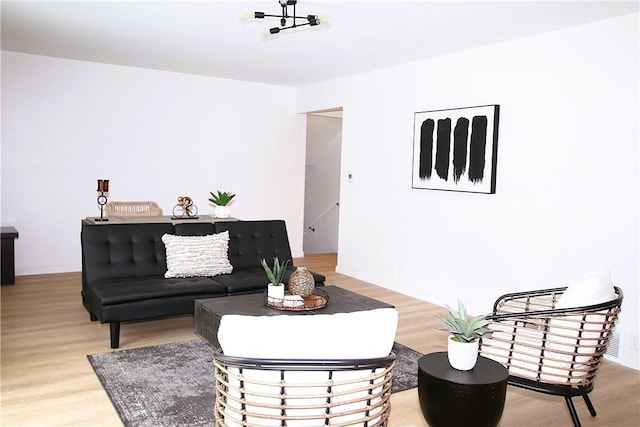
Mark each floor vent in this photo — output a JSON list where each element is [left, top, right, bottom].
[[606, 331, 620, 357]]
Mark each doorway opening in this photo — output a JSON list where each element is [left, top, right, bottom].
[[303, 109, 343, 256]]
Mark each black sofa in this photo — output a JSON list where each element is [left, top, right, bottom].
[[81, 219, 325, 348]]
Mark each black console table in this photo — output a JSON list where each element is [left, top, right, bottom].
[[83, 215, 239, 225], [418, 351, 508, 427], [1, 226, 19, 285]]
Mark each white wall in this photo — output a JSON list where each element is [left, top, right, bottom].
[[296, 78, 344, 113], [1, 52, 307, 274], [300, 13, 640, 369], [2, 13, 637, 370], [303, 115, 342, 254]]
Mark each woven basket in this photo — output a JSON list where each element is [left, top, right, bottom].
[[105, 201, 163, 216]]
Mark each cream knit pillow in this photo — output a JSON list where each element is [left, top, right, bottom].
[[162, 231, 233, 278]]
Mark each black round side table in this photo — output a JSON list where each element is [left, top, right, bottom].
[[418, 352, 508, 427]]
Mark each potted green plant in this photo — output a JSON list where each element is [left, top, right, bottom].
[[439, 299, 492, 370], [261, 257, 289, 303], [208, 190, 236, 218]]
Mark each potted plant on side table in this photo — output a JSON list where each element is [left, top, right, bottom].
[[439, 299, 492, 370], [208, 190, 236, 218], [261, 257, 289, 304]]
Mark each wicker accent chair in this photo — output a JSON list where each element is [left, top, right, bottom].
[[213, 352, 395, 427], [105, 200, 162, 216], [213, 308, 399, 427], [479, 282, 623, 427]]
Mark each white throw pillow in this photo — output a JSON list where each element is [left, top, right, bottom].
[[162, 232, 233, 278], [544, 267, 618, 383], [556, 267, 617, 309]]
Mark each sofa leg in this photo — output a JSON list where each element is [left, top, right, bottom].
[[110, 322, 120, 349], [90, 313, 98, 321]]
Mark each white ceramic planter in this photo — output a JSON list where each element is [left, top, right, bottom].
[[267, 283, 285, 304], [213, 205, 230, 218], [447, 335, 479, 370]]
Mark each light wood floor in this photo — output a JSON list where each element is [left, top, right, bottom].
[[1, 253, 638, 426]]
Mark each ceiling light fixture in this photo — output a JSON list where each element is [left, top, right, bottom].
[[242, 0, 329, 35]]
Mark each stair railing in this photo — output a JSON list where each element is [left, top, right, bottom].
[[305, 201, 340, 233]]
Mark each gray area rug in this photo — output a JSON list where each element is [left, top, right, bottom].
[[88, 339, 422, 427]]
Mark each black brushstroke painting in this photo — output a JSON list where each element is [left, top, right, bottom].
[[412, 104, 499, 194]]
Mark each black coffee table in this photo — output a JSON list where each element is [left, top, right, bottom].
[[194, 285, 394, 348], [418, 352, 508, 427]]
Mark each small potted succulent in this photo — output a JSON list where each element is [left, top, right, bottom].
[[208, 190, 236, 218], [439, 299, 492, 370], [261, 257, 289, 303]]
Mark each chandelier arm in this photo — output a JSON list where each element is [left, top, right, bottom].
[[258, 14, 317, 21], [256, 14, 317, 25], [280, 22, 312, 30], [275, 15, 312, 20], [269, 21, 312, 34]]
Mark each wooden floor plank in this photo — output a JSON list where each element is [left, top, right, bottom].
[[1, 253, 638, 426]]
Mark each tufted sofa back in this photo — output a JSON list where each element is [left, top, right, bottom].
[[81, 223, 174, 283], [213, 220, 293, 270], [81, 220, 294, 285]]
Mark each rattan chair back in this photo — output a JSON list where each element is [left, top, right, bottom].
[[213, 351, 395, 427]]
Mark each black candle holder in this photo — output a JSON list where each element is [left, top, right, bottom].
[[96, 179, 109, 222]]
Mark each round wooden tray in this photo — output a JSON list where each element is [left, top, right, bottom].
[[265, 288, 329, 311]]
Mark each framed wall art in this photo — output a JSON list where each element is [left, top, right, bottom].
[[412, 104, 500, 194]]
